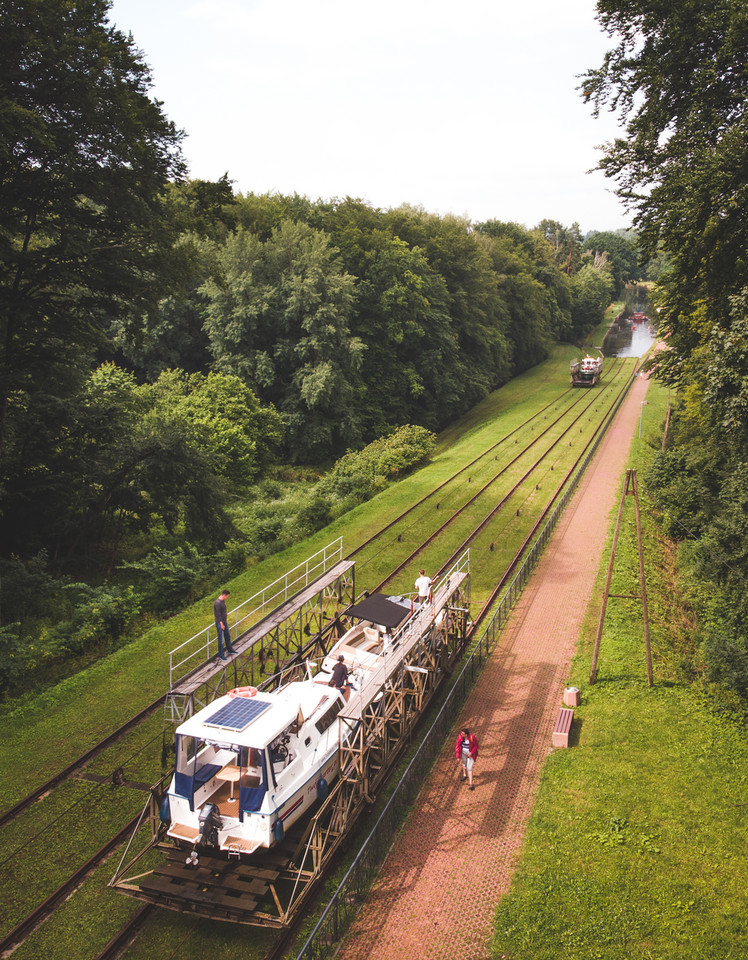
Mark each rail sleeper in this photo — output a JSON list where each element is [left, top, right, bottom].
[[552, 707, 574, 748]]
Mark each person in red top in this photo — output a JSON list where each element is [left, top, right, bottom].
[[455, 727, 478, 789]]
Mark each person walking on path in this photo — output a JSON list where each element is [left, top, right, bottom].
[[455, 727, 478, 789], [214, 589, 236, 660], [415, 568, 434, 604]]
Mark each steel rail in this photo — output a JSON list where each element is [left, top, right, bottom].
[[373, 360, 629, 594], [0, 378, 610, 831], [0, 811, 144, 957]]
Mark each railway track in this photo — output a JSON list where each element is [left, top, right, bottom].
[[0, 359, 636, 960], [373, 360, 630, 593], [349, 359, 626, 574], [0, 362, 625, 834]]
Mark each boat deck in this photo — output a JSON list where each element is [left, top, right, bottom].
[[341, 572, 467, 723]]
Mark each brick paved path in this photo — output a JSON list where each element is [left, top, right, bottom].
[[337, 372, 652, 960]]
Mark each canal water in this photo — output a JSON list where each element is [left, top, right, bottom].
[[603, 319, 658, 358], [603, 283, 658, 358]]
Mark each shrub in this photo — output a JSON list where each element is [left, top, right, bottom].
[[0, 622, 26, 693], [44, 584, 142, 657], [245, 515, 285, 556], [213, 539, 254, 580], [296, 494, 333, 536], [118, 544, 209, 613], [321, 425, 436, 505]]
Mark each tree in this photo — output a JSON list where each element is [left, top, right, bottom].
[[582, 231, 639, 296], [479, 220, 572, 364], [535, 220, 584, 275], [0, 0, 185, 560], [570, 261, 614, 340], [201, 221, 363, 461], [582, 0, 748, 371], [149, 369, 284, 485], [585, 0, 748, 702], [310, 199, 459, 436], [0, 363, 236, 567], [383, 207, 511, 409]]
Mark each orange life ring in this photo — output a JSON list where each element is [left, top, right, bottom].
[[228, 686, 257, 698]]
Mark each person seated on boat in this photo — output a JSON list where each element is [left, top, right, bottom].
[[329, 654, 349, 693]]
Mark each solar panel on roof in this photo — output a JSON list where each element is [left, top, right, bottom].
[[204, 697, 272, 731]]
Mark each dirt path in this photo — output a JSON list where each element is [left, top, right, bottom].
[[336, 371, 652, 960]]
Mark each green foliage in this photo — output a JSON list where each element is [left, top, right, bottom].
[[295, 494, 333, 537], [0, 0, 184, 457], [478, 222, 561, 370], [570, 261, 615, 340], [320, 425, 437, 507], [0, 622, 26, 691], [0, 551, 62, 631], [535, 219, 584, 274], [646, 391, 748, 702], [201, 220, 363, 461], [316, 209, 458, 436], [148, 369, 284, 486], [118, 545, 209, 614], [582, 230, 640, 296], [584, 0, 748, 380], [43, 584, 141, 659], [702, 293, 748, 440], [382, 207, 512, 408]]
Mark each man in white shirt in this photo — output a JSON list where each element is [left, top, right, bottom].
[[414, 569, 433, 603]]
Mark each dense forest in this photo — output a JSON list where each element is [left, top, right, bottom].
[[585, 0, 748, 707], [0, 0, 642, 695]]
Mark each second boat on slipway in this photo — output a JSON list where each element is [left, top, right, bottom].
[[570, 353, 603, 387]]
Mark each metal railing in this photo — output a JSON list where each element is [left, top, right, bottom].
[[295, 372, 636, 960], [168, 538, 344, 690]]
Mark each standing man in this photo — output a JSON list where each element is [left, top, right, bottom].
[[455, 727, 478, 790], [414, 568, 434, 604], [214, 589, 236, 660]]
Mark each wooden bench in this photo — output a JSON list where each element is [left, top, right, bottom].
[[552, 707, 574, 748]]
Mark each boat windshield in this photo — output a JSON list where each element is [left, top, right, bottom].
[[175, 735, 263, 777]]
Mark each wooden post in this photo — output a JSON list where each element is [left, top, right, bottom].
[[589, 472, 628, 684], [631, 470, 654, 687], [589, 469, 653, 687]]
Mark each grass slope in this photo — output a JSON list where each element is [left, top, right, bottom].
[[0, 344, 587, 809]]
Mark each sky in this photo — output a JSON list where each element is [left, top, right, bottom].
[[107, 0, 630, 234]]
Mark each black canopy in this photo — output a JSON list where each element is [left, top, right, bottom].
[[347, 594, 412, 630]]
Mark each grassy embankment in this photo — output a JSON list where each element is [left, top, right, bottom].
[[0, 343, 587, 806], [491, 376, 748, 959], [2, 343, 613, 959]]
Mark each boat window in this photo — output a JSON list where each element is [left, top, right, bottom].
[[239, 746, 263, 772], [176, 736, 208, 773], [315, 697, 343, 734]]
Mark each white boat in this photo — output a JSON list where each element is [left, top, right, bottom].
[[571, 353, 603, 386], [580, 355, 603, 378], [161, 594, 414, 857]]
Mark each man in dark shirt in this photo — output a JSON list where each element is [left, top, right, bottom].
[[214, 589, 236, 660], [329, 654, 349, 691]]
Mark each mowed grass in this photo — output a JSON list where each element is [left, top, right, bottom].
[[0, 344, 609, 809], [491, 378, 748, 960]]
